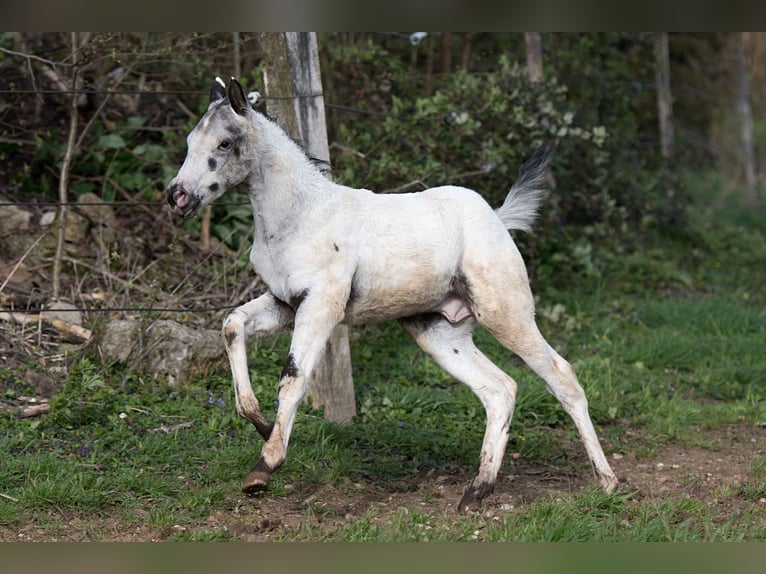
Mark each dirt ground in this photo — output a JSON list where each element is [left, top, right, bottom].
[[5, 423, 764, 542]]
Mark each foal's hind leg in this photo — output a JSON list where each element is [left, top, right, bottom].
[[481, 306, 618, 494], [400, 315, 520, 512]]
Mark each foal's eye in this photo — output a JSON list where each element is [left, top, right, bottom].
[[218, 140, 231, 151]]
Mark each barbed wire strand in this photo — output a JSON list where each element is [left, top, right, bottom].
[[10, 304, 241, 314], [0, 201, 249, 208]]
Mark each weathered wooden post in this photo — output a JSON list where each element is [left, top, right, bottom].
[[524, 32, 543, 83], [654, 32, 675, 160], [257, 32, 356, 424]]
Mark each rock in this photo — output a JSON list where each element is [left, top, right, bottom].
[[42, 299, 83, 326], [0, 260, 40, 296], [41, 192, 116, 244], [62, 208, 90, 243], [99, 320, 138, 362], [0, 197, 32, 234], [39, 210, 56, 227], [76, 192, 117, 243], [99, 319, 224, 384], [0, 201, 55, 266]]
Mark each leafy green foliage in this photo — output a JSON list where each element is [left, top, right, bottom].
[[325, 35, 683, 289], [47, 358, 119, 428], [332, 56, 600, 203]]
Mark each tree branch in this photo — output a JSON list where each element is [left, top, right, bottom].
[[51, 32, 80, 302], [0, 46, 72, 68]]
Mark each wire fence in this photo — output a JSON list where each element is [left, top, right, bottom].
[[1, 32, 763, 325]]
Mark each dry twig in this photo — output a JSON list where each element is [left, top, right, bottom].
[[52, 32, 80, 301], [0, 310, 92, 343], [18, 403, 51, 418]]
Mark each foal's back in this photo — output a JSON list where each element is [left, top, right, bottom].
[[334, 184, 524, 325]]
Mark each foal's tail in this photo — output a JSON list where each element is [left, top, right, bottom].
[[494, 142, 554, 233]]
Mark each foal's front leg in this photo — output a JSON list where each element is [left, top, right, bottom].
[[242, 292, 346, 493], [222, 292, 294, 440]]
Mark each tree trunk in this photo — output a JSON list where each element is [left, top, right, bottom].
[[524, 33, 543, 83], [424, 33, 434, 96], [736, 32, 759, 206], [654, 32, 675, 159], [257, 32, 356, 424], [439, 32, 453, 73], [460, 33, 472, 70]]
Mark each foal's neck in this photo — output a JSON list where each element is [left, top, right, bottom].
[[248, 113, 330, 209]]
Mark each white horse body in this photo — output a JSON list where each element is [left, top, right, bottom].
[[255, 182, 517, 326], [166, 77, 617, 511]]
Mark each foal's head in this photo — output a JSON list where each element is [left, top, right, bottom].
[[166, 77, 253, 218]]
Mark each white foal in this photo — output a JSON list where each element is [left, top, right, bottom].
[[166, 77, 618, 511]]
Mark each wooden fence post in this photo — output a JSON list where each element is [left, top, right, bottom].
[[524, 33, 543, 83], [257, 32, 356, 424]]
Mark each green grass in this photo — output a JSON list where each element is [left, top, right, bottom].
[[1, 173, 765, 541]]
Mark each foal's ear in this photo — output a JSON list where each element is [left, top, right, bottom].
[[210, 76, 227, 105], [228, 78, 250, 117]]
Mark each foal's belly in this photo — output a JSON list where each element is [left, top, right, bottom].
[[343, 296, 438, 325], [342, 272, 455, 325]]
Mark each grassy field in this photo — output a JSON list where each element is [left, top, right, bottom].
[[1, 179, 765, 541]]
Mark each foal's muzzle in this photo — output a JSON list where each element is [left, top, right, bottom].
[[165, 182, 200, 219]]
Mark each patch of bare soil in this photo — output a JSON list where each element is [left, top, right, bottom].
[[5, 424, 764, 541], [615, 424, 765, 501]]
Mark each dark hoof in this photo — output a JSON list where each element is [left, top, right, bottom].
[[242, 458, 273, 494], [457, 480, 494, 513]]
